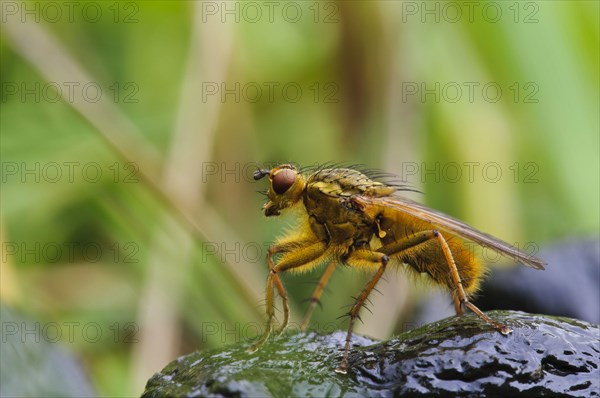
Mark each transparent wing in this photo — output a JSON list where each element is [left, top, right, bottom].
[[353, 195, 546, 270]]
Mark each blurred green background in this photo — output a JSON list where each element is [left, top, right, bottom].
[[1, 1, 598, 396]]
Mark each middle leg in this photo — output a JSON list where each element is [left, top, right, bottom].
[[335, 249, 389, 374], [300, 261, 337, 330]]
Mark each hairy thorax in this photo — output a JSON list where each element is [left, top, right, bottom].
[[302, 168, 393, 249]]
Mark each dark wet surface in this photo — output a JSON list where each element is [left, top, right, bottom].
[[143, 311, 600, 398]]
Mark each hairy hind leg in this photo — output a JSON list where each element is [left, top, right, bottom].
[[379, 229, 511, 333], [433, 231, 511, 335], [335, 230, 512, 372], [375, 229, 510, 333]]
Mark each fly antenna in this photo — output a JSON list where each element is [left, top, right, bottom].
[[253, 168, 270, 181]]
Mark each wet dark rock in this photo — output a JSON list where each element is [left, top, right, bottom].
[[142, 311, 600, 398]]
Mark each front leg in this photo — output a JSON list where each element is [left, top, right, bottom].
[[248, 239, 329, 352]]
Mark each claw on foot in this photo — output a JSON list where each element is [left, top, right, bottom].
[[500, 326, 513, 335]]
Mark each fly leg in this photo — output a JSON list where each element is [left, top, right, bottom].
[[335, 231, 435, 373], [299, 217, 353, 330], [335, 249, 389, 374], [379, 230, 511, 334], [335, 230, 512, 373], [300, 261, 337, 330], [248, 240, 328, 352], [433, 231, 512, 335]]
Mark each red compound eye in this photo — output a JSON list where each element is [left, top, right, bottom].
[[272, 168, 296, 194]]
